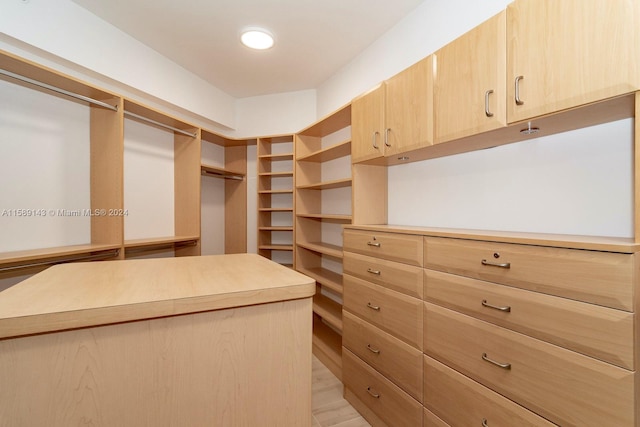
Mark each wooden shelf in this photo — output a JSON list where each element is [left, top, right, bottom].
[[201, 164, 245, 179], [259, 189, 294, 194], [296, 213, 352, 223], [259, 226, 294, 231], [313, 293, 343, 332], [258, 153, 294, 161], [259, 171, 294, 177], [258, 245, 294, 251], [312, 320, 343, 380], [297, 241, 343, 259], [297, 178, 352, 190], [0, 243, 122, 271], [297, 140, 351, 162], [298, 266, 343, 294], [124, 236, 199, 250], [298, 103, 351, 138]]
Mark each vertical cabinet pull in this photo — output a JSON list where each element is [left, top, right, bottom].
[[384, 128, 391, 147], [482, 353, 511, 369], [484, 89, 494, 117], [482, 419, 489, 427], [481, 299, 511, 312], [367, 344, 381, 354], [372, 131, 380, 149], [515, 75, 524, 105], [367, 302, 381, 311], [367, 387, 380, 398]]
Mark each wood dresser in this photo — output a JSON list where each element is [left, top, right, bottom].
[[0, 254, 315, 427], [342, 225, 639, 427]]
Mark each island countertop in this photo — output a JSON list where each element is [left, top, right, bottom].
[[0, 253, 315, 339]]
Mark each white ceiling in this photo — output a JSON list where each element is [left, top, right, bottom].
[[70, 0, 425, 98]]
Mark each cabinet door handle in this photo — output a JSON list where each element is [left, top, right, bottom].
[[514, 75, 524, 105], [367, 344, 381, 354], [372, 131, 380, 149], [384, 128, 391, 147], [367, 268, 381, 275], [367, 241, 381, 247], [366, 387, 380, 398], [481, 259, 511, 269], [482, 299, 511, 312], [482, 419, 489, 427], [367, 302, 381, 311], [482, 353, 511, 369], [484, 89, 494, 117]]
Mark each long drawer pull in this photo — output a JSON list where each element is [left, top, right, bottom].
[[367, 241, 381, 247], [367, 268, 381, 275], [481, 259, 511, 269], [482, 419, 489, 427], [482, 353, 511, 370], [367, 302, 381, 311], [367, 344, 381, 354], [366, 387, 380, 398], [481, 299, 511, 312]]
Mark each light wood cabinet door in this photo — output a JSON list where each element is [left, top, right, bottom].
[[507, 0, 640, 122], [434, 11, 506, 143], [385, 56, 434, 156], [351, 84, 385, 163]]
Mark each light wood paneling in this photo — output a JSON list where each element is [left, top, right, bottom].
[[0, 297, 313, 427], [225, 144, 247, 254], [507, 0, 639, 122], [423, 408, 450, 427], [351, 84, 385, 163], [175, 128, 201, 257], [352, 163, 387, 225]]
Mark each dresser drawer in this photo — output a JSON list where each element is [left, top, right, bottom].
[[344, 274, 422, 349], [342, 311, 422, 402], [344, 229, 423, 266], [424, 303, 635, 427], [344, 252, 423, 298], [343, 349, 422, 427], [423, 408, 450, 427], [424, 237, 634, 311], [424, 354, 556, 427], [424, 269, 635, 369]]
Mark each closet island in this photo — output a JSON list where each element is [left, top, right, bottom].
[[0, 253, 315, 426]]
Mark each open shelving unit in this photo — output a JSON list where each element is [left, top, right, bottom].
[[257, 135, 295, 267], [295, 103, 352, 379]]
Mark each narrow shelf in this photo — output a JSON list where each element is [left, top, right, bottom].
[[297, 178, 352, 191], [312, 320, 343, 380], [258, 153, 294, 161], [313, 294, 343, 332], [124, 235, 199, 250], [0, 243, 122, 272], [297, 139, 351, 162], [259, 208, 293, 212], [297, 266, 343, 294], [258, 190, 294, 195], [259, 226, 294, 231], [297, 241, 343, 259], [296, 213, 352, 223], [259, 171, 293, 177], [201, 164, 245, 180], [258, 245, 294, 251]]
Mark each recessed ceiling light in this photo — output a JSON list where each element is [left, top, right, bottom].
[[241, 29, 274, 50]]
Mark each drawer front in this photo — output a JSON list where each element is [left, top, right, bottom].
[[344, 274, 423, 349], [424, 303, 635, 427], [344, 251, 423, 298], [424, 269, 635, 370], [423, 408, 450, 427], [342, 349, 422, 427], [424, 355, 556, 427], [342, 311, 422, 402], [424, 237, 634, 311], [344, 229, 423, 266]]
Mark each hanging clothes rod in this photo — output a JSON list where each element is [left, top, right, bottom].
[[201, 169, 244, 181], [123, 110, 197, 138], [0, 249, 121, 273], [125, 239, 198, 254], [0, 69, 118, 111]]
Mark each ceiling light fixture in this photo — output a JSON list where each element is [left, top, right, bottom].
[[241, 29, 274, 50]]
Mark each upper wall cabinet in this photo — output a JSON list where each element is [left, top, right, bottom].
[[507, 0, 639, 123], [434, 11, 506, 144], [352, 56, 433, 163]]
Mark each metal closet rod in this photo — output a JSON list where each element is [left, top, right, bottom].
[[123, 110, 197, 138], [0, 249, 121, 273], [0, 69, 118, 111], [201, 170, 244, 181]]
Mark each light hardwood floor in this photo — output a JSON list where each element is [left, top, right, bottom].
[[312, 356, 371, 427]]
